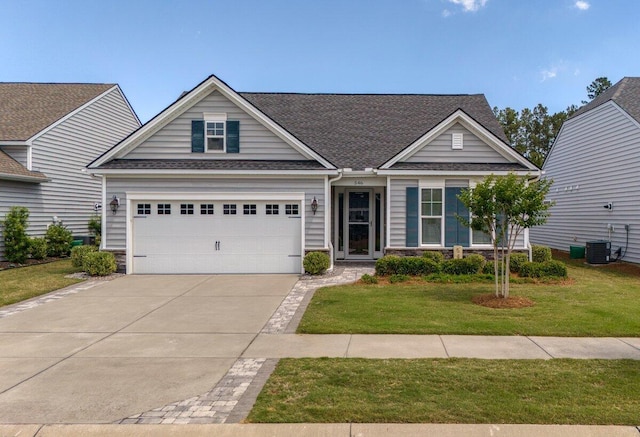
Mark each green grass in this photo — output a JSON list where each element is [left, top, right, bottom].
[[298, 262, 640, 336], [247, 358, 640, 424], [0, 260, 83, 307]]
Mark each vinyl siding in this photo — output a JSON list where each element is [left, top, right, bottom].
[[0, 88, 139, 259], [0, 146, 28, 167], [530, 101, 640, 263], [124, 90, 308, 160], [104, 176, 326, 250], [389, 179, 418, 247], [404, 123, 511, 163]]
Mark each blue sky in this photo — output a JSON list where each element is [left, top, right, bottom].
[[1, 0, 638, 122]]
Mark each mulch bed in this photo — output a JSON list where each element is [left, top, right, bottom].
[[472, 293, 535, 309]]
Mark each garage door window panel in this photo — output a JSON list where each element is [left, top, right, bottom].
[[137, 204, 151, 215], [224, 204, 237, 215], [158, 204, 171, 215], [181, 204, 194, 215], [243, 204, 257, 215], [285, 204, 299, 215], [201, 204, 214, 215], [266, 204, 279, 215]]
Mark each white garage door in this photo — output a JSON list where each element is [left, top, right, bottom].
[[131, 200, 302, 274]]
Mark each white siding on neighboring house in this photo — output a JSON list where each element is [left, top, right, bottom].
[[104, 177, 326, 250], [0, 146, 28, 167], [124, 90, 308, 161], [531, 101, 640, 263], [388, 179, 418, 247], [0, 88, 139, 259], [404, 124, 511, 163]]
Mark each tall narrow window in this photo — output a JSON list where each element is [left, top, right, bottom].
[[421, 188, 442, 244]]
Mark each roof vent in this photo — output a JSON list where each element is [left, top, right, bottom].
[[452, 133, 463, 150]]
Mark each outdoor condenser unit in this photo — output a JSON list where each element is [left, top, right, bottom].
[[586, 240, 611, 264]]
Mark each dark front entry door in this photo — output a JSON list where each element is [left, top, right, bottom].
[[347, 190, 371, 257]]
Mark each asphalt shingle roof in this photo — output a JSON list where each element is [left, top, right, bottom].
[[571, 77, 640, 123], [0, 149, 48, 181], [98, 159, 327, 171], [0, 83, 114, 141], [239, 93, 509, 170]]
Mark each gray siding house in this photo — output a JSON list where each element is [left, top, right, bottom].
[[89, 74, 539, 274], [0, 83, 140, 259], [530, 77, 640, 263]]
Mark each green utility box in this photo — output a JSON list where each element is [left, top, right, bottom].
[[570, 245, 585, 259]]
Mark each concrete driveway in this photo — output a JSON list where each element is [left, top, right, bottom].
[[0, 274, 297, 424]]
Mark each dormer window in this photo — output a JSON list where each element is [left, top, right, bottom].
[[204, 113, 227, 152]]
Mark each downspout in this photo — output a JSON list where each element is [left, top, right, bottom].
[[526, 169, 544, 260], [326, 170, 344, 271]]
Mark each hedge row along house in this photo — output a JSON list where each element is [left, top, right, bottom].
[[87, 74, 540, 274]]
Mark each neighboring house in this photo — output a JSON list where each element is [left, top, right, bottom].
[[0, 83, 140, 259], [88, 74, 539, 274], [530, 77, 640, 263]]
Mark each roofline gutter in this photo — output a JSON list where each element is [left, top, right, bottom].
[[87, 168, 340, 177], [376, 169, 539, 177], [0, 172, 50, 183]]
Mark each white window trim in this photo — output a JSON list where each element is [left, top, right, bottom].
[[204, 113, 227, 154], [419, 187, 444, 247]]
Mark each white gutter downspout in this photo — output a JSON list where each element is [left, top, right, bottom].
[[326, 170, 344, 271]]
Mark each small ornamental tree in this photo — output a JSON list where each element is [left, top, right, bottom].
[[457, 173, 553, 298]]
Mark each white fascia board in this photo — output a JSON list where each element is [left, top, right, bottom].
[[126, 192, 306, 201], [0, 141, 29, 146], [90, 75, 336, 170], [27, 85, 122, 143], [380, 110, 538, 171], [88, 168, 339, 177], [377, 169, 539, 177]]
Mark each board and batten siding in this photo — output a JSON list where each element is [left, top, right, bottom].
[[404, 123, 511, 164], [0, 88, 139, 259], [530, 101, 640, 263], [104, 177, 326, 250], [124, 90, 307, 161], [389, 179, 418, 247]]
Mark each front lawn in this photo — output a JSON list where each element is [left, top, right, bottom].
[[0, 259, 83, 307], [247, 358, 640, 424], [298, 261, 640, 336]]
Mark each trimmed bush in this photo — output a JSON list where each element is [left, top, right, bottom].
[[88, 214, 101, 237], [375, 255, 401, 276], [519, 260, 568, 278], [29, 237, 48, 260], [303, 251, 330, 275], [441, 258, 484, 275], [509, 253, 530, 273], [360, 274, 378, 284], [71, 245, 97, 268], [532, 245, 552, 263], [465, 254, 487, 274], [82, 251, 117, 276], [389, 274, 410, 283], [45, 223, 73, 257], [396, 257, 425, 276], [2, 206, 30, 263], [422, 251, 444, 264]]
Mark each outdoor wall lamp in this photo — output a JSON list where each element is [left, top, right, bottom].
[[109, 195, 120, 215], [311, 196, 318, 215], [603, 202, 613, 210]]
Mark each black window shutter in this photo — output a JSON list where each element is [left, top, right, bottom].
[[191, 120, 205, 153], [226, 120, 240, 153]]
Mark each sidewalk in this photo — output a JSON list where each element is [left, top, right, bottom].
[[2, 423, 638, 436]]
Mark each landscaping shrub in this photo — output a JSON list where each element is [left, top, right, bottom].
[[532, 245, 552, 263], [441, 256, 486, 275], [360, 274, 378, 284], [465, 254, 487, 274], [389, 274, 410, 283], [396, 256, 427, 276], [1, 206, 30, 263], [510, 253, 530, 273], [422, 251, 444, 264], [303, 251, 330, 275], [375, 255, 401, 276], [519, 260, 567, 278], [82, 251, 117, 276], [88, 215, 101, 237], [45, 223, 73, 257], [71, 245, 97, 268], [29, 237, 48, 260]]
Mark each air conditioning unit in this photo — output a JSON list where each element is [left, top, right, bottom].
[[586, 240, 611, 264]]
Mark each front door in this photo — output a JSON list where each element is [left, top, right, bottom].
[[346, 190, 372, 258]]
